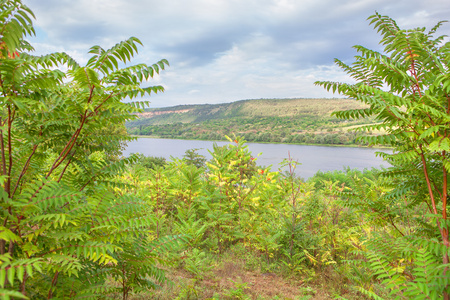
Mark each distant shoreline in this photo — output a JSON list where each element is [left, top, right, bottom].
[[126, 98, 384, 148], [129, 135, 392, 149]]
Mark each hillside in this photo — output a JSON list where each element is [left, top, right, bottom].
[[126, 98, 376, 145]]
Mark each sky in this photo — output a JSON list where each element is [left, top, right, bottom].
[[23, 0, 450, 108]]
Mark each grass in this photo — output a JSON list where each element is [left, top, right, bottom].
[[118, 244, 380, 300]]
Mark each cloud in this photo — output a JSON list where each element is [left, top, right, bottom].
[[23, 0, 450, 107]]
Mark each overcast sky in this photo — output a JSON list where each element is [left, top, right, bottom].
[[23, 0, 450, 107]]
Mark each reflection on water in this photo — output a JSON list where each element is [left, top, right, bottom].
[[123, 138, 391, 179]]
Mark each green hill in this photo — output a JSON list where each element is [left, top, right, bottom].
[[126, 98, 376, 145]]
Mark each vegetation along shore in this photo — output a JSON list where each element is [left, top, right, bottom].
[[126, 98, 380, 146]]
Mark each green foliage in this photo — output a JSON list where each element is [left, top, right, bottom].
[[105, 234, 186, 299], [0, 2, 183, 299], [308, 167, 379, 190], [221, 277, 250, 300], [183, 248, 214, 280], [131, 153, 167, 170], [316, 12, 450, 299], [183, 148, 207, 169], [201, 136, 280, 253]]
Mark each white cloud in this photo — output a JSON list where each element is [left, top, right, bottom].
[[23, 0, 450, 107]]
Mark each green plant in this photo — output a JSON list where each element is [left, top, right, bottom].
[[175, 283, 201, 300], [298, 285, 315, 298], [183, 248, 214, 280], [183, 148, 207, 169], [174, 206, 208, 249], [316, 12, 450, 299], [201, 136, 259, 253], [222, 277, 250, 300], [0, 1, 181, 298], [131, 153, 167, 170]]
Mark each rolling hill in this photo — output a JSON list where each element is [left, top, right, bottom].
[[126, 98, 376, 145]]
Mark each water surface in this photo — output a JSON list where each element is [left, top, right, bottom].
[[123, 138, 390, 179]]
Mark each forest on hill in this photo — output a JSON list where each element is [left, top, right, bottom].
[[1, 3, 450, 300], [126, 98, 377, 146]]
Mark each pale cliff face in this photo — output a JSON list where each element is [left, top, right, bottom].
[[136, 109, 191, 119]]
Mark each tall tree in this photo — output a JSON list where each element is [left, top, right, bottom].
[[316, 13, 450, 299], [0, 0, 178, 298]]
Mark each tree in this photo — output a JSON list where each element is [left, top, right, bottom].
[[183, 148, 206, 169], [316, 13, 450, 298], [0, 1, 182, 298]]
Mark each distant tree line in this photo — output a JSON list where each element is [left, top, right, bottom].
[[127, 116, 376, 146]]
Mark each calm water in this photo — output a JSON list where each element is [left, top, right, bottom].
[[123, 138, 391, 179]]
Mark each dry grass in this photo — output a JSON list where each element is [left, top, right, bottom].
[[239, 98, 368, 118], [202, 261, 304, 299], [147, 262, 312, 299], [132, 247, 370, 300]]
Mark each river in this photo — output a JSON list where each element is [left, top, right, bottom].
[[123, 138, 391, 179]]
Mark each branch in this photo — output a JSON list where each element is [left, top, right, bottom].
[[6, 105, 13, 196], [443, 151, 448, 221], [419, 146, 438, 215], [11, 143, 39, 197], [0, 118, 6, 177], [57, 153, 74, 183], [47, 87, 114, 178]]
